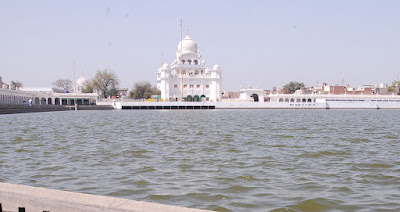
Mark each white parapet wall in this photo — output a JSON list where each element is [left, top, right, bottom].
[[112, 96, 400, 110], [0, 182, 209, 212]]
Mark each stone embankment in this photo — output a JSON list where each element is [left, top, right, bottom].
[[0, 182, 208, 212], [0, 104, 113, 114]]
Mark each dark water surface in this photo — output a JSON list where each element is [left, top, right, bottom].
[[1, 110, 400, 211]]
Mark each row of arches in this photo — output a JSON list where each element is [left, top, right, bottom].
[[0, 95, 55, 105], [278, 98, 315, 103], [0, 94, 32, 104], [185, 94, 206, 102], [0, 94, 91, 105], [177, 69, 206, 76], [182, 59, 198, 65]]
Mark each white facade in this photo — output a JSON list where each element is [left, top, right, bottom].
[[157, 32, 222, 102], [239, 87, 265, 102], [76, 74, 87, 93]]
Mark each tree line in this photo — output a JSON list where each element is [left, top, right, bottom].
[[388, 80, 400, 95], [52, 69, 160, 99], [282, 81, 305, 94], [128, 81, 160, 99]]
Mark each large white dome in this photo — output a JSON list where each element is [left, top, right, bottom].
[[178, 35, 198, 54], [76, 75, 87, 87]]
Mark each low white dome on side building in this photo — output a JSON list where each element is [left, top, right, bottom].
[[76, 75, 87, 87]]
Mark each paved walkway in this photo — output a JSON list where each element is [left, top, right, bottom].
[[0, 183, 209, 212]]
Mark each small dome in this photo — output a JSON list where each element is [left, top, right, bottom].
[[213, 64, 220, 70], [162, 63, 169, 69], [76, 75, 87, 87], [178, 35, 198, 54]]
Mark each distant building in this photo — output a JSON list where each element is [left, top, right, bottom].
[[375, 87, 389, 95], [1, 75, 98, 105], [239, 87, 265, 102], [322, 85, 346, 95], [117, 88, 128, 98], [157, 30, 222, 102], [227, 92, 240, 99]]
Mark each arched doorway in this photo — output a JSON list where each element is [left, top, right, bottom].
[[186, 95, 193, 102], [55, 98, 60, 105], [193, 95, 200, 102], [251, 94, 259, 102], [34, 97, 40, 104], [48, 98, 52, 105], [200, 94, 206, 102]]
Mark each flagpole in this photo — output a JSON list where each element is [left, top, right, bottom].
[[181, 19, 184, 101], [73, 60, 76, 93]]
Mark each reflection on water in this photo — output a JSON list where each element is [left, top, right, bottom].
[[1, 110, 400, 211]]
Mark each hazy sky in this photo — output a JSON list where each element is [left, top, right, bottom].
[[1, 0, 400, 91]]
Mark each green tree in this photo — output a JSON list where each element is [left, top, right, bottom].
[[282, 81, 305, 94], [82, 80, 95, 93], [10, 81, 23, 90], [388, 80, 400, 95], [92, 70, 120, 98], [130, 81, 160, 99]]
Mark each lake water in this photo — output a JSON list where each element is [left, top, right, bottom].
[[1, 110, 400, 211]]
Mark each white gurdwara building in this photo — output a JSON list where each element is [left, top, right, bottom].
[[157, 31, 222, 102]]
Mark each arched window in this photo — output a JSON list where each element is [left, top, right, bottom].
[[302, 98, 306, 102], [201, 70, 204, 74], [181, 60, 185, 64], [194, 60, 198, 65], [279, 98, 284, 102], [296, 98, 301, 102], [285, 98, 289, 102], [307, 98, 312, 102], [188, 60, 192, 65], [290, 98, 295, 102]]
